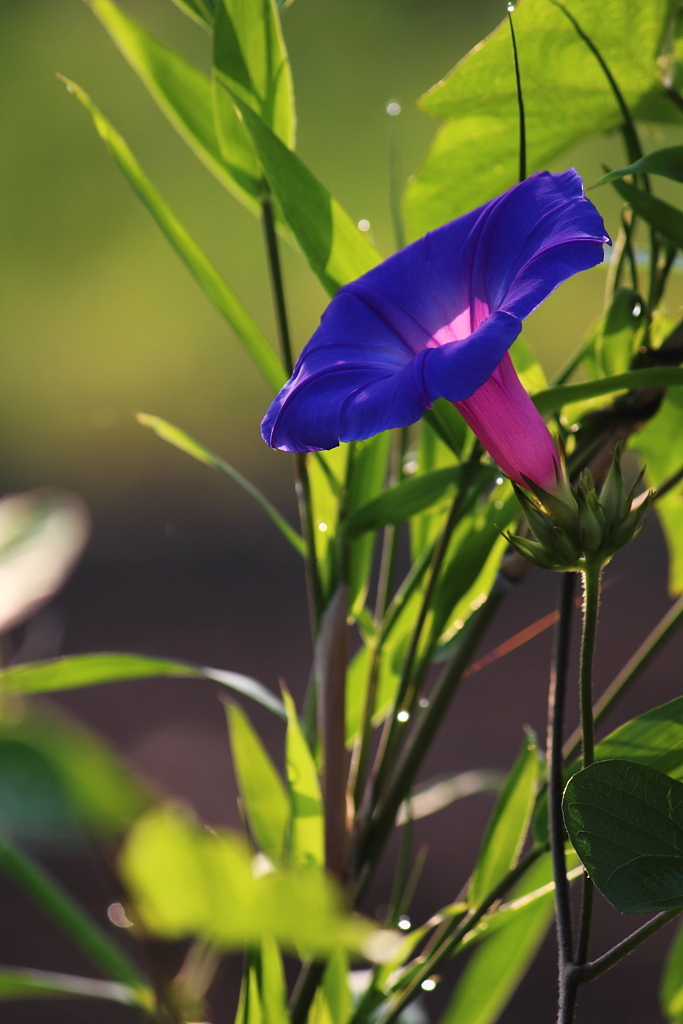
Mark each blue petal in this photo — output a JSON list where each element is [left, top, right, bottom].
[[421, 311, 523, 402]]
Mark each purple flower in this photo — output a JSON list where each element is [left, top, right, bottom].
[[261, 170, 609, 490]]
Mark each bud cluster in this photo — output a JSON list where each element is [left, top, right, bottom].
[[507, 446, 653, 572]]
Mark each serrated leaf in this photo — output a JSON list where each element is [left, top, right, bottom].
[[137, 414, 302, 552], [632, 388, 683, 594], [563, 759, 683, 913], [62, 78, 285, 391], [405, 0, 681, 236], [226, 90, 380, 295], [86, 0, 262, 208], [594, 145, 683, 187], [282, 688, 324, 868], [0, 652, 284, 717], [226, 703, 290, 863], [469, 733, 540, 908]]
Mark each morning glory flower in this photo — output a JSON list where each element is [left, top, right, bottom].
[[261, 170, 609, 491]]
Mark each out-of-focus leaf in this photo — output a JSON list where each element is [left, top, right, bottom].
[[661, 917, 683, 1022], [424, 398, 469, 459], [62, 78, 285, 392], [344, 434, 392, 617], [120, 804, 387, 957], [226, 91, 380, 295], [344, 466, 485, 539], [213, 0, 294, 147], [282, 688, 324, 868], [469, 733, 540, 908], [310, 951, 353, 1024], [0, 490, 89, 633], [610, 177, 683, 248], [309, 445, 348, 601], [0, 968, 143, 1007], [257, 938, 289, 1024], [235, 966, 262, 1024], [594, 287, 645, 377], [0, 652, 285, 717], [405, 0, 681, 236], [535, 696, 683, 844], [533, 366, 683, 413], [0, 703, 152, 840], [510, 337, 548, 394], [564, 759, 683, 913], [226, 703, 290, 863], [396, 769, 505, 826], [632, 389, 683, 594], [137, 414, 302, 553], [594, 145, 683, 187], [440, 855, 555, 1024], [169, 0, 215, 29], [85, 0, 262, 208]]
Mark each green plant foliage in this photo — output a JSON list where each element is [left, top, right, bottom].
[[169, 0, 216, 29], [593, 145, 683, 186], [441, 856, 555, 1024], [661, 917, 683, 1022], [226, 703, 290, 863], [256, 937, 290, 1024], [533, 366, 683, 413], [282, 688, 324, 867], [0, 968, 143, 1008], [632, 388, 683, 594], [563, 759, 683, 913], [137, 414, 302, 552], [225, 91, 380, 295], [120, 804, 382, 955], [86, 0, 263, 210], [62, 77, 285, 392], [0, 652, 284, 716], [344, 433, 392, 617], [405, 0, 682, 236], [609, 177, 683, 248], [468, 732, 540, 908], [593, 287, 645, 376], [0, 704, 152, 840], [310, 951, 353, 1024]]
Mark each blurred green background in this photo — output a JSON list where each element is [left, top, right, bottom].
[[1, 0, 681, 555]]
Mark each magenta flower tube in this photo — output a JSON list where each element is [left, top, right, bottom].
[[261, 170, 609, 489]]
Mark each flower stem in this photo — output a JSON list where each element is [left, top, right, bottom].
[[547, 574, 576, 999], [579, 562, 602, 771], [576, 909, 681, 982]]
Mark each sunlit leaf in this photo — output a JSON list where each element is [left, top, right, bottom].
[[0, 490, 89, 633], [344, 434, 392, 617], [0, 968, 144, 1008], [510, 336, 548, 394], [533, 366, 683, 413], [468, 732, 540, 908], [61, 78, 285, 392], [0, 652, 285, 717], [137, 414, 302, 553], [226, 90, 380, 294], [120, 804, 386, 957], [85, 0, 262, 208], [593, 145, 683, 187], [396, 769, 505, 826], [661, 917, 683, 1022], [282, 688, 324, 868], [405, 0, 682, 236], [226, 703, 290, 863], [610, 177, 683, 248], [563, 759, 683, 913], [257, 937, 289, 1024]]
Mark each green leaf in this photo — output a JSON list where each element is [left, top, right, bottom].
[[396, 769, 505, 826], [610, 177, 683, 249], [563, 759, 683, 913], [225, 90, 380, 295], [0, 652, 285, 717], [469, 732, 540, 908], [594, 146, 683, 187], [405, 0, 681, 236], [0, 703, 152, 840], [533, 367, 683, 413], [535, 695, 683, 844], [85, 0, 262, 208], [256, 938, 289, 1024], [440, 855, 555, 1024], [510, 336, 548, 394], [0, 489, 89, 633], [632, 389, 683, 593], [310, 951, 353, 1024], [213, 0, 294, 147], [343, 466, 482, 538], [661, 917, 683, 1022], [344, 433, 392, 616], [137, 414, 302, 552], [62, 77, 285, 393], [282, 688, 324, 868], [169, 0, 215, 29], [423, 398, 469, 458], [594, 288, 645, 377], [0, 968, 144, 1007], [120, 804, 384, 956], [226, 703, 290, 863]]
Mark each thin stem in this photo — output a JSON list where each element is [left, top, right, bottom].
[[261, 193, 293, 375], [508, 9, 526, 183], [579, 563, 603, 771], [387, 105, 406, 251], [547, 574, 576, 977], [564, 591, 683, 762], [575, 877, 594, 965], [0, 838, 148, 994], [576, 909, 681, 983]]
